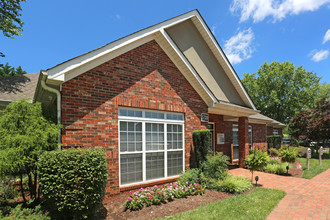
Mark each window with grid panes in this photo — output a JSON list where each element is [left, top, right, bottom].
[[119, 108, 184, 185]]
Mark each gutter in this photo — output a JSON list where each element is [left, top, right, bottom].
[[40, 71, 62, 150]]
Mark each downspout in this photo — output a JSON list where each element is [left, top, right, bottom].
[[40, 74, 62, 150]]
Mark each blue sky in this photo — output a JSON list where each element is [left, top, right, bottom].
[[1, 0, 329, 83]]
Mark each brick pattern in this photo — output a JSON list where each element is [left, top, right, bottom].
[[238, 117, 249, 167], [267, 127, 283, 136], [250, 123, 268, 151], [229, 168, 330, 219], [61, 40, 208, 196]]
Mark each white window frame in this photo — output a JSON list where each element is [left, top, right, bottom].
[[118, 107, 185, 187], [273, 129, 278, 135]]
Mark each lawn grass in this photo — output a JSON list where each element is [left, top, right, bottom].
[[298, 156, 330, 179], [161, 188, 286, 220]]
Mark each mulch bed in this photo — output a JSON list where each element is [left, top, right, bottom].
[[97, 189, 232, 220], [278, 162, 303, 178]]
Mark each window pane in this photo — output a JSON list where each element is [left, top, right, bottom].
[[167, 124, 183, 150], [167, 151, 183, 176], [119, 109, 142, 117], [120, 154, 142, 185], [146, 123, 164, 151], [120, 121, 142, 152], [167, 114, 184, 121], [145, 111, 165, 119], [146, 152, 164, 180], [233, 146, 239, 160]]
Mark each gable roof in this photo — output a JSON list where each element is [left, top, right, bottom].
[[0, 72, 41, 106], [43, 10, 257, 111]]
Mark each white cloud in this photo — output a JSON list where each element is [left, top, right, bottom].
[[211, 26, 217, 35], [323, 29, 330, 44], [230, 0, 330, 23], [310, 49, 329, 62], [223, 28, 255, 64]]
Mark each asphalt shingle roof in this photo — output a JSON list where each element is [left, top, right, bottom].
[[0, 72, 40, 102]]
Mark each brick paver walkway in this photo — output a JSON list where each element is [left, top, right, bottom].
[[229, 168, 330, 220]]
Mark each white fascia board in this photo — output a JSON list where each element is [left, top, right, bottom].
[[46, 11, 200, 82], [160, 29, 218, 104], [193, 13, 257, 110]]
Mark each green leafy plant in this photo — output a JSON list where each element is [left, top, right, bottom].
[[263, 163, 287, 174], [218, 175, 253, 194], [0, 100, 58, 203], [38, 148, 108, 219], [201, 153, 229, 180], [268, 148, 280, 157], [193, 129, 210, 168], [0, 178, 20, 205], [245, 150, 269, 181], [0, 204, 49, 220], [280, 146, 298, 163], [177, 168, 201, 186]]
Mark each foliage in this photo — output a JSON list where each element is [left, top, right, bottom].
[[125, 183, 205, 211], [0, 100, 58, 202], [193, 129, 211, 168], [0, 0, 25, 38], [280, 146, 298, 163], [177, 169, 201, 186], [245, 150, 269, 181], [267, 135, 282, 149], [289, 97, 330, 149], [242, 61, 321, 124], [263, 163, 287, 174], [0, 178, 19, 205], [0, 204, 49, 219], [166, 188, 286, 220], [217, 175, 253, 194], [38, 148, 108, 219], [268, 148, 280, 157], [0, 62, 26, 78], [201, 153, 229, 180], [299, 156, 330, 179]]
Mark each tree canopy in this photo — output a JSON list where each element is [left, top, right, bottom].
[[0, 0, 25, 38], [0, 100, 58, 202], [242, 61, 321, 124], [0, 62, 26, 77], [289, 97, 329, 149]]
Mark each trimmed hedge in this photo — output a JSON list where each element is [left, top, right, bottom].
[[193, 129, 211, 168], [38, 148, 108, 219], [267, 135, 282, 149]]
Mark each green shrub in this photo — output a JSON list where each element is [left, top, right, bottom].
[[193, 130, 210, 168], [201, 153, 229, 180], [268, 148, 280, 157], [280, 146, 298, 163], [268, 158, 282, 165], [38, 148, 108, 219], [177, 168, 201, 186], [218, 175, 253, 194], [263, 163, 287, 174], [0, 178, 20, 205], [267, 135, 282, 149], [0, 204, 50, 220], [245, 150, 269, 181]]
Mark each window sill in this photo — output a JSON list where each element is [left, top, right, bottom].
[[120, 176, 180, 192]]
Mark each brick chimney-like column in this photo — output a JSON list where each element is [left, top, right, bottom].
[[238, 117, 249, 168]]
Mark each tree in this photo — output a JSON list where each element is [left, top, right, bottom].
[[242, 61, 321, 124], [289, 97, 330, 149], [0, 100, 58, 203], [0, 62, 26, 77], [0, 0, 25, 38]]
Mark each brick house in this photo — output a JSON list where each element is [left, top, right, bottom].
[[2, 10, 284, 197]]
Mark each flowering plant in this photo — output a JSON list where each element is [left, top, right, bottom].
[[125, 182, 205, 211]]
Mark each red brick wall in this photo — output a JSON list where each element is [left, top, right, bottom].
[[267, 127, 283, 137], [61, 40, 208, 197], [250, 123, 268, 151]]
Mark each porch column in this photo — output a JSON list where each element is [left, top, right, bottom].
[[238, 117, 249, 168]]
